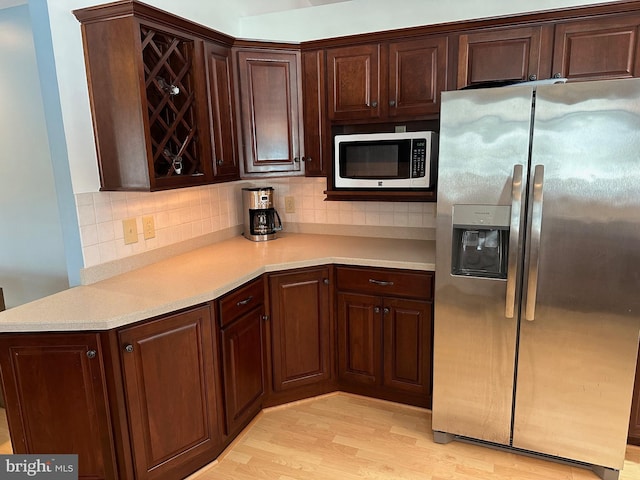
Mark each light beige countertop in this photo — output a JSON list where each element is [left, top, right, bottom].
[[0, 233, 435, 333]]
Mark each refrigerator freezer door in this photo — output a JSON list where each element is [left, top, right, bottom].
[[513, 78, 640, 469], [432, 87, 533, 444]]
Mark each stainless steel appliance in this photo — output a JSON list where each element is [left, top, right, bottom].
[[333, 131, 437, 189], [432, 78, 640, 480], [242, 187, 282, 242]]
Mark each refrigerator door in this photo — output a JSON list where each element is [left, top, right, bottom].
[[432, 87, 533, 444], [513, 78, 640, 469]]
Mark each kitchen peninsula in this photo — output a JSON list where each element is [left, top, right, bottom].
[[0, 233, 434, 480]]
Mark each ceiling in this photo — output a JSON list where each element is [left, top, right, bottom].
[[234, 0, 354, 16], [0, 0, 354, 15]]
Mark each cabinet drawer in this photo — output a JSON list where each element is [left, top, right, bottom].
[[219, 277, 265, 328], [336, 266, 433, 300]]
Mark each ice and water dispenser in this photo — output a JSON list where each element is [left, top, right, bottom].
[[451, 205, 510, 279]]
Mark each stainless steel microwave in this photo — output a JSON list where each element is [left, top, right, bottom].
[[334, 131, 437, 189]]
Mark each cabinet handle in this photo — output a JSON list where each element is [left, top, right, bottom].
[[374, 306, 381, 313], [383, 307, 390, 315], [216, 159, 223, 166], [124, 344, 134, 353], [553, 72, 563, 79], [236, 296, 253, 307], [86, 350, 97, 359], [528, 74, 537, 81], [389, 100, 396, 107], [369, 279, 394, 287], [323, 278, 329, 285]]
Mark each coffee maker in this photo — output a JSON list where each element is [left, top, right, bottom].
[[242, 187, 283, 241]]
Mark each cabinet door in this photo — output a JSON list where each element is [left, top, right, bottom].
[[220, 306, 265, 436], [337, 292, 382, 386], [552, 16, 640, 81], [327, 44, 381, 120], [236, 49, 303, 175], [301, 49, 328, 176], [0, 333, 117, 480], [269, 268, 331, 391], [457, 26, 553, 88], [119, 305, 221, 480], [382, 297, 432, 400], [388, 36, 448, 117], [205, 42, 240, 182]]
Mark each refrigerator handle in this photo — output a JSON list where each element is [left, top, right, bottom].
[[505, 164, 524, 318], [525, 165, 545, 321]]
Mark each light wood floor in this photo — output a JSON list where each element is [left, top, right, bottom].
[[191, 393, 640, 480], [1, 398, 639, 480]]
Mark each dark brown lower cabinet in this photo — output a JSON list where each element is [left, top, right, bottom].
[[0, 266, 435, 480], [268, 267, 332, 399], [0, 332, 117, 480], [218, 278, 266, 437], [118, 304, 222, 480], [336, 266, 433, 408]]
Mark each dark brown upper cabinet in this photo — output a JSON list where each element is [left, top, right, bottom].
[[326, 36, 447, 122], [74, 2, 234, 191], [235, 48, 304, 176], [205, 42, 241, 182], [327, 44, 381, 121], [457, 26, 554, 88], [301, 49, 330, 176], [387, 37, 448, 117], [552, 15, 640, 81], [457, 14, 640, 88]]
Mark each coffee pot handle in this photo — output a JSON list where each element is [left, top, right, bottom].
[[274, 209, 283, 231]]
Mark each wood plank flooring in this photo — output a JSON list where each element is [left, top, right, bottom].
[[191, 393, 640, 480], [1, 397, 639, 479]]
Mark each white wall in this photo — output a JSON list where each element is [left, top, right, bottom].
[[0, 4, 69, 307], [239, 0, 622, 41]]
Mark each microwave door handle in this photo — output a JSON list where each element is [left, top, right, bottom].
[[525, 165, 544, 321], [505, 164, 523, 319]]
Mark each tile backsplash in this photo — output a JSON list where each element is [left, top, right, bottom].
[[76, 177, 436, 268]]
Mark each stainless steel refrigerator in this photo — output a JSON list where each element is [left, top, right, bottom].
[[432, 77, 640, 480]]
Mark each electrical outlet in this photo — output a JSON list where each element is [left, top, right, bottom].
[[123, 218, 138, 244], [285, 196, 296, 213], [142, 215, 155, 240]]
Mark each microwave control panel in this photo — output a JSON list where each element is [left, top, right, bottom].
[[411, 139, 427, 179]]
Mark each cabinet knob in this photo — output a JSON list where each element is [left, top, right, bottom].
[[302, 157, 312, 163], [124, 344, 134, 353], [389, 100, 396, 107], [216, 159, 223, 166], [553, 72, 563, 79], [323, 278, 329, 285], [294, 157, 300, 163], [528, 74, 537, 81], [86, 350, 97, 359], [370, 100, 378, 108], [383, 307, 390, 315], [374, 306, 381, 314], [262, 314, 269, 322]]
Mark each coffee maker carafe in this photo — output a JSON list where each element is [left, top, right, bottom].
[[242, 187, 283, 241]]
